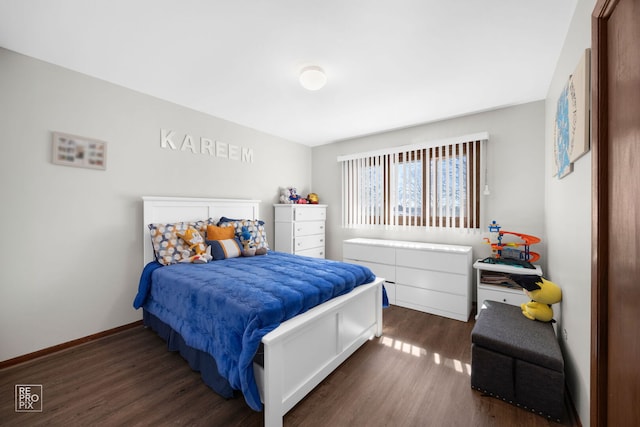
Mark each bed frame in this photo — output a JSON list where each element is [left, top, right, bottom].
[[142, 196, 384, 427]]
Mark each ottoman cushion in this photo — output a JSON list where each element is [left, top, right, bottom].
[[472, 300, 563, 373]]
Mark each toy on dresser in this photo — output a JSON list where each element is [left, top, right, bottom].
[[483, 220, 541, 263], [279, 186, 306, 204], [279, 186, 315, 204]]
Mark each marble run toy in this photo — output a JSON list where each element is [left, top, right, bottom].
[[483, 220, 541, 263]]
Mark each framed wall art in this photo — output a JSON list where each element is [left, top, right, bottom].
[[553, 80, 573, 178], [568, 48, 591, 163], [52, 132, 107, 170], [553, 48, 591, 179]]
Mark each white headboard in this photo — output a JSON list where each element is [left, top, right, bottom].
[[142, 196, 261, 266]]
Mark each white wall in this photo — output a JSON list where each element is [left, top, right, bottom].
[[312, 101, 546, 270], [544, 0, 595, 424], [0, 48, 311, 362]]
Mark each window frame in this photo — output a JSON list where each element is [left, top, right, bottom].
[[383, 143, 480, 228], [339, 133, 486, 230]]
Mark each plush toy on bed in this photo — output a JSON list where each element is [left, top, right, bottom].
[[177, 227, 212, 263], [512, 275, 562, 322], [238, 225, 268, 256], [238, 225, 256, 256]]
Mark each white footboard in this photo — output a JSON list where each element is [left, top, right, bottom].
[[253, 278, 384, 427]]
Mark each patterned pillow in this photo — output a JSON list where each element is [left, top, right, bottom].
[[217, 217, 269, 250], [206, 239, 242, 260], [148, 219, 215, 265]]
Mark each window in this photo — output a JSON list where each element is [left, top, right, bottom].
[[339, 134, 486, 230]]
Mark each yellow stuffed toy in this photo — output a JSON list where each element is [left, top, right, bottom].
[[177, 227, 212, 263], [512, 275, 562, 322]]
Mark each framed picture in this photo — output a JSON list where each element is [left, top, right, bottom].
[[553, 48, 591, 179], [52, 132, 107, 170], [568, 48, 591, 163], [553, 81, 573, 178]]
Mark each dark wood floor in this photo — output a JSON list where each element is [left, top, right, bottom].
[[1, 306, 579, 426]]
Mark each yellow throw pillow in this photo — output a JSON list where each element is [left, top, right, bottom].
[[207, 224, 235, 241]]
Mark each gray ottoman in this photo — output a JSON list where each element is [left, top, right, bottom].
[[471, 300, 565, 421]]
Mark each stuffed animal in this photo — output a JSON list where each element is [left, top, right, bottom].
[[177, 227, 212, 263], [512, 275, 562, 322], [240, 226, 253, 249], [307, 193, 319, 204], [288, 187, 301, 203], [279, 187, 291, 204]]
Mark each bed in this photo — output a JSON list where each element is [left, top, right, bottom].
[[134, 196, 384, 427]]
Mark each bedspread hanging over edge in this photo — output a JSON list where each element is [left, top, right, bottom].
[[132, 252, 382, 411]]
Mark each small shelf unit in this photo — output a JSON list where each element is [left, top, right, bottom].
[[473, 260, 543, 316]]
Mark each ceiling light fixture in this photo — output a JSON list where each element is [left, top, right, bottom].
[[299, 66, 327, 91]]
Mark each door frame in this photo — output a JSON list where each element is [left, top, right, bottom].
[[591, 1, 616, 425]]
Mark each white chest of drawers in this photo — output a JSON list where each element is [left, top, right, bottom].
[[274, 204, 327, 258], [343, 238, 473, 322]]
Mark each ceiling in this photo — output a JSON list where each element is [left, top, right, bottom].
[[0, 0, 577, 146]]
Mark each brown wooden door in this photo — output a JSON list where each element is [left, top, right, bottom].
[[592, 0, 640, 425]]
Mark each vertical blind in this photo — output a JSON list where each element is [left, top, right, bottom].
[[338, 132, 488, 231]]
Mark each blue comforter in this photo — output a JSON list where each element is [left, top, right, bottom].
[[133, 251, 376, 411]]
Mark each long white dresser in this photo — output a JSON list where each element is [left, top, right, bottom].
[[274, 204, 327, 258], [343, 238, 473, 322]]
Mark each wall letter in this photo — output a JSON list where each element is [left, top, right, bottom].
[[215, 141, 228, 158], [228, 144, 240, 161], [242, 148, 254, 163], [181, 134, 196, 154], [201, 138, 214, 155], [160, 129, 177, 149]]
